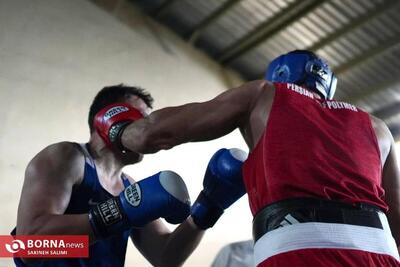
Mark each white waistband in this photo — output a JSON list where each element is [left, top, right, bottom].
[[254, 213, 399, 266]]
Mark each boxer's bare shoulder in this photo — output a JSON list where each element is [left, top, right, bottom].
[[369, 115, 393, 165], [17, 142, 85, 235], [242, 80, 276, 149], [25, 142, 85, 185]]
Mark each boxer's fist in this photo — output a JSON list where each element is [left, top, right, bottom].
[[94, 102, 143, 150], [191, 148, 248, 229], [89, 171, 191, 238]]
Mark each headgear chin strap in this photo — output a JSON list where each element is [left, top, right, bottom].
[[265, 50, 337, 99]]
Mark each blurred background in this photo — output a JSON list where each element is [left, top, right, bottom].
[[0, 0, 399, 266]]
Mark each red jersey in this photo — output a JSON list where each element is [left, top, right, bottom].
[[243, 82, 386, 214], [242, 83, 399, 266]]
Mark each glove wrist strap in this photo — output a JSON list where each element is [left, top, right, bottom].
[[109, 121, 132, 153], [88, 197, 129, 239]]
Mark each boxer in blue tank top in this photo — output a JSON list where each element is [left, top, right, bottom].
[[14, 84, 247, 266], [14, 85, 204, 267]]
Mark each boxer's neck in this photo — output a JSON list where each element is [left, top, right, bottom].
[[88, 134, 124, 181]]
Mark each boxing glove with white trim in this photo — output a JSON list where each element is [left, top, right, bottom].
[[89, 171, 191, 238], [191, 148, 248, 229]]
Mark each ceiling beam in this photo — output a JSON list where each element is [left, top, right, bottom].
[[373, 101, 400, 120], [344, 79, 400, 103], [217, 0, 325, 64], [152, 0, 177, 18], [188, 0, 242, 44], [334, 35, 400, 75], [252, 0, 400, 80], [309, 0, 399, 53], [389, 123, 400, 141]]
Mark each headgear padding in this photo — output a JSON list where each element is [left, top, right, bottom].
[[265, 50, 337, 99]]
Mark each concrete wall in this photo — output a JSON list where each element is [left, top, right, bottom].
[[0, 0, 251, 266]]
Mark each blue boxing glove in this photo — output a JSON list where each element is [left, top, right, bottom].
[[191, 148, 248, 229], [89, 171, 191, 239]]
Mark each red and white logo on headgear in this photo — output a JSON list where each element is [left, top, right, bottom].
[[104, 106, 129, 120]]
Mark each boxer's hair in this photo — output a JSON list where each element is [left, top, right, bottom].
[[88, 84, 154, 132]]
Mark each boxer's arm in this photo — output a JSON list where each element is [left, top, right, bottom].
[[121, 80, 269, 153], [131, 217, 204, 267], [371, 116, 400, 245], [16, 142, 94, 239], [381, 134, 400, 246], [131, 148, 246, 266]]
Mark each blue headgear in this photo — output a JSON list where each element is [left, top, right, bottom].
[[265, 50, 337, 99]]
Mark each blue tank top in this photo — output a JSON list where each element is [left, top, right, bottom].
[[13, 143, 132, 267]]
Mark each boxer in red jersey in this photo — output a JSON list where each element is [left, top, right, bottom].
[[96, 50, 400, 266]]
